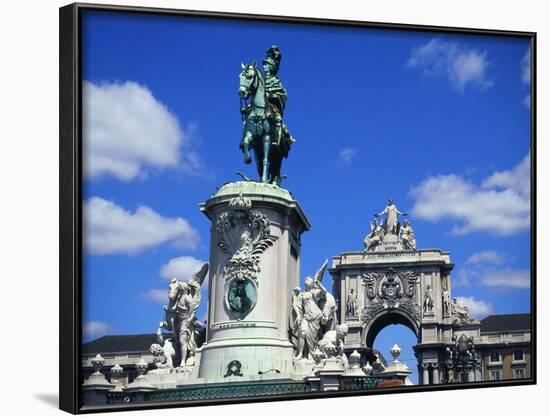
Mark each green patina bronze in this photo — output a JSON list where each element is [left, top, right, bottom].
[[238, 45, 295, 186], [143, 381, 308, 403], [227, 278, 256, 316]]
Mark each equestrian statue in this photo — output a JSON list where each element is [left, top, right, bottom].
[[238, 45, 295, 186]]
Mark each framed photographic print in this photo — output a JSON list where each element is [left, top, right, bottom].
[[59, 2, 536, 413]]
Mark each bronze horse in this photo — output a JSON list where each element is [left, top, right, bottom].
[[238, 62, 291, 185]]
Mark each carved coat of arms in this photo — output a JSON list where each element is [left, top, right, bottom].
[[361, 268, 421, 324], [216, 193, 276, 287]]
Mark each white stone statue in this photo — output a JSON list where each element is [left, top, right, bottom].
[[163, 263, 208, 368], [289, 259, 337, 360], [442, 288, 451, 317], [451, 297, 477, 325], [346, 288, 358, 318], [423, 285, 434, 314], [318, 324, 349, 366], [376, 198, 407, 235], [400, 219, 416, 250], [363, 217, 385, 252], [150, 321, 177, 369]]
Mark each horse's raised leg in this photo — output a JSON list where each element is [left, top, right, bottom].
[[242, 131, 253, 164], [262, 134, 270, 183]]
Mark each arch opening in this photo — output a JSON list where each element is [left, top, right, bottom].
[[361, 310, 421, 384], [371, 323, 419, 384], [363, 310, 420, 348]]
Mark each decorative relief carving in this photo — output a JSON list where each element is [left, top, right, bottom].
[[379, 268, 403, 300], [400, 271, 419, 298], [362, 272, 381, 300], [216, 193, 276, 287], [399, 299, 422, 323], [360, 267, 421, 325]]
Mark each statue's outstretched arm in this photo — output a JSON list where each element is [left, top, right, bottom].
[[156, 322, 165, 344]]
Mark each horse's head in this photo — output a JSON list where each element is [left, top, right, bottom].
[[238, 61, 259, 99], [168, 278, 188, 301]]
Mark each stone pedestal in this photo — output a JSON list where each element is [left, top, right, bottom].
[[307, 357, 346, 392], [198, 181, 310, 379], [82, 355, 114, 405], [82, 375, 114, 406], [123, 359, 157, 402], [379, 344, 413, 385]]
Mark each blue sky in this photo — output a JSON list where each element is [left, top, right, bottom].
[[81, 11, 532, 382]]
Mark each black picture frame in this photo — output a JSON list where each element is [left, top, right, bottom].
[[60, 2, 537, 414]]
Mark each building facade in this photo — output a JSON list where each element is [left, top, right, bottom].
[[477, 314, 531, 382]]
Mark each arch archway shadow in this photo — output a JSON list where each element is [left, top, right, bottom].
[[362, 309, 420, 348], [359, 310, 421, 383]]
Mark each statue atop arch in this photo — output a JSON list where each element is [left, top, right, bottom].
[[376, 198, 407, 235], [363, 199, 417, 252]]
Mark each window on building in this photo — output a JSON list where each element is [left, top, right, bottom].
[[513, 349, 524, 361], [490, 351, 500, 363], [490, 370, 502, 381], [514, 368, 526, 379]]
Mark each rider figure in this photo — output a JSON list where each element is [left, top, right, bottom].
[[262, 46, 295, 154]]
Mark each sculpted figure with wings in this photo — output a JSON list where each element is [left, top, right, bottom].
[[289, 259, 337, 360], [161, 263, 209, 368]]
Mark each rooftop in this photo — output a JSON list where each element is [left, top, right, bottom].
[[480, 313, 531, 333], [82, 334, 158, 355]]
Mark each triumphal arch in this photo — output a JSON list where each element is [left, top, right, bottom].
[[330, 199, 481, 384]]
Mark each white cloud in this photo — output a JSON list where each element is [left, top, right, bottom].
[[140, 256, 208, 304], [521, 48, 531, 85], [160, 256, 207, 281], [466, 250, 505, 265], [338, 147, 357, 164], [482, 153, 530, 198], [83, 81, 202, 181], [406, 38, 493, 91], [523, 94, 531, 109], [453, 267, 473, 287], [520, 48, 531, 109], [83, 321, 114, 338], [410, 153, 530, 235], [84, 197, 199, 255], [480, 268, 530, 289], [455, 296, 493, 319], [140, 288, 168, 304], [454, 265, 530, 290]]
